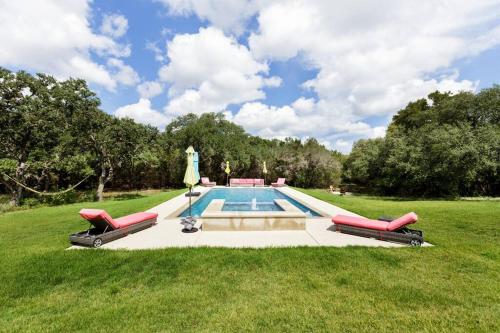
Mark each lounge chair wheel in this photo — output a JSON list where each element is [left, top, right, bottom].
[[93, 238, 103, 248], [410, 239, 421, 247]]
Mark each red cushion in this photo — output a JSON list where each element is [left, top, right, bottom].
[[79, 209, 119, 228], [79, 209, 157, 229], [232, 179, 257, 184], [114, 212, 158, 228], [332, 212, 417, 231], [332, 215, 388, 230], [387, 212, 418, 231]]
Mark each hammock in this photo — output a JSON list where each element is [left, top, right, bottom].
[[2, 173, 91, 196]]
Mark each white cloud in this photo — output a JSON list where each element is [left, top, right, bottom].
[[159, 27, 267, 90], [137, 81, 164, 99], [155, 0, 260, 35], [159, 27, 277, 118], [146, 41, 166, 62], [233, 102, 302, 138], [249, 0, 499, 117], [263, 76, 282, 87], [164, 89, 225, 117], [332, 139, 352, 154], [232, 100, 386, 145], [0, 0, 135, 91], [100, 14, 128, 38], [115, 98, 170, 128], [292, 97, 315, 114], [107, 58, 140, 86]]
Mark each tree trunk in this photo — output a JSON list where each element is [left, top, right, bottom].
[[96, 159, 113, 202], [8, 196, 16, 206], [14, 184, 23, 205], [12, 161, 26, 206], [97, 162, 106, 202], [96, 180, 105, 202], [2, 177, 18, 207]]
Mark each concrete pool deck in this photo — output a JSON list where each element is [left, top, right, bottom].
[[70, 186, 431, 249]]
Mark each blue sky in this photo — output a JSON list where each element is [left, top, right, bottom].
[[1, 0, 499, 152]]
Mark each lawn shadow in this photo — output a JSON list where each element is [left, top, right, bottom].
[[113, 193, 145, 201]]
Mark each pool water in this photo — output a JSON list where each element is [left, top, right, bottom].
[[179, 188, 322, 217]]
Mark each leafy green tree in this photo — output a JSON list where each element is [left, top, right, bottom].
[[1, 68, 101, 204], [344, 86, 500, 197], [343, 138, 384, 187], [0, 69, 81, 204]]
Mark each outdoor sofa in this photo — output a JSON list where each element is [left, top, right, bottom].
[[201, 177, 216, 187], [69, 209, 158, 248], [230, 178, 265, 187], [331, 212, 424, 246], [271, 178, 286, 187]]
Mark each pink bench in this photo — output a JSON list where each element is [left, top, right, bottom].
[[254, 179, 264, 186], [230, 178, 265, 187]]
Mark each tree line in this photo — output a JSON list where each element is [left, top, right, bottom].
[[1, 68, 498, 206], [0, 68, 343, 206], [343, 88, 500, 197]]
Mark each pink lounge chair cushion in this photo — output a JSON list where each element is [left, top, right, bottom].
[[386, 212, 418, 231], [332, 214, 388, 231], [201, 177, 216, 185], [79, 209, 118, 228], [254, 179, 264, 185], [332, 212, 417, 231], [271, 178, 286, 186], [230, 178, 259, 185], [79, 209, 157, 229], [113, 212, 158, 228]]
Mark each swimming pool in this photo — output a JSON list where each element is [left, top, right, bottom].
[[179, 188, 322, 217]]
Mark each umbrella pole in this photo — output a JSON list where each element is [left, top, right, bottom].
[[189, 186, 192, 218]]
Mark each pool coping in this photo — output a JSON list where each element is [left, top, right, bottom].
[[274, 187, 331, 217]]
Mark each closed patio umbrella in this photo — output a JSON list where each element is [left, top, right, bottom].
[[224, 161, 230, 186], [262, 161, 267, 185], [183, 146, 199, 231], [193, 151, 200, 181]]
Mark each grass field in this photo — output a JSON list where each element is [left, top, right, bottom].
[[0, 189, 498, 332]]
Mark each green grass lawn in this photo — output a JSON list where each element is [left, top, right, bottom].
[[0, 189, 498, 332]]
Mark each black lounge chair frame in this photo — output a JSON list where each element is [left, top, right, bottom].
[[69, 218, 156, 248], [331, 218, 424, 246]]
